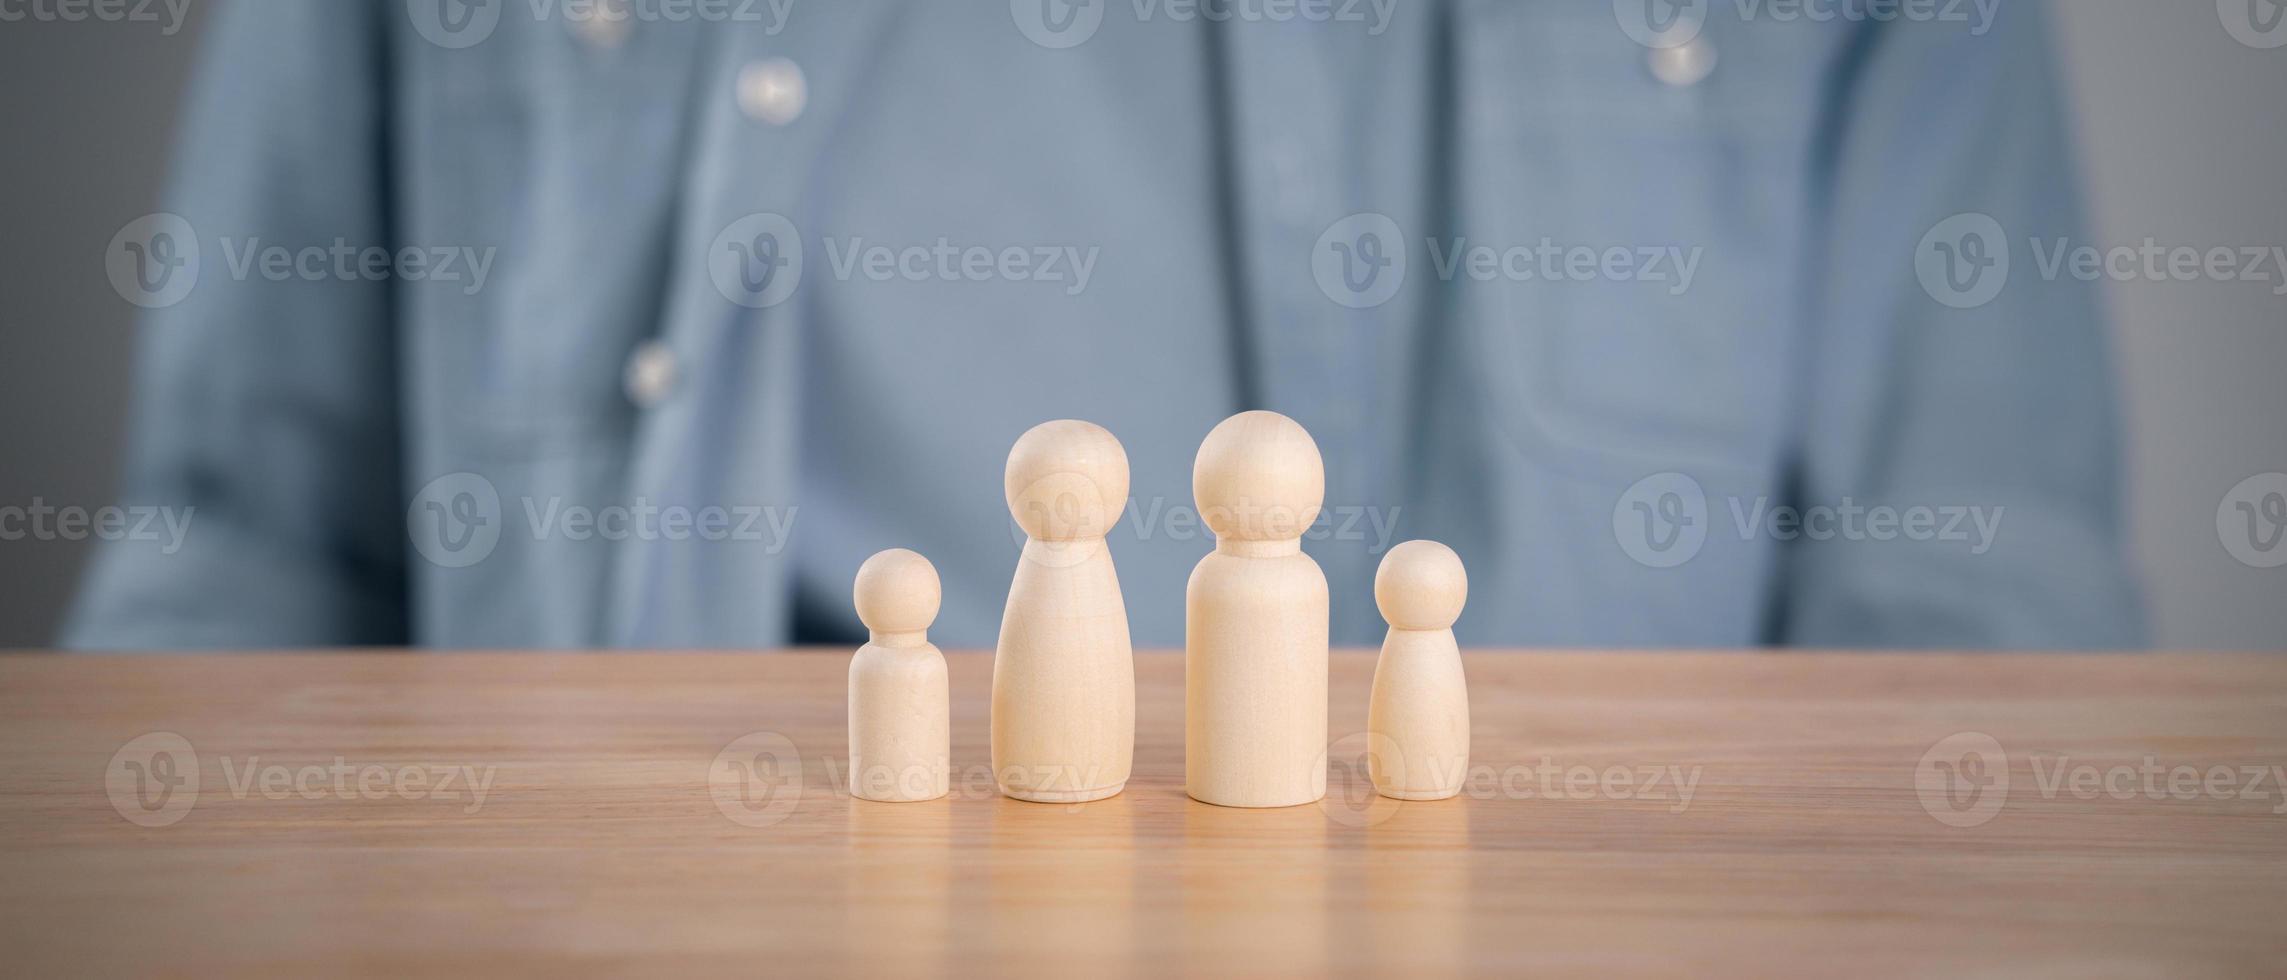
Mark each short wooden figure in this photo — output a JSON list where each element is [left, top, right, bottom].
[[848, 548, 950, 803], [1368, 540, 1470, 801]]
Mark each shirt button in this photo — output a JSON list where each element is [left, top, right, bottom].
[[738, 58, 808, 126], [624, 340, 679, 409], [1647, 37, 1717, 88]]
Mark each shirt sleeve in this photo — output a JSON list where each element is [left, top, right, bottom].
[[63, 2, 407, 649], [1777, 1, 2144, 648]]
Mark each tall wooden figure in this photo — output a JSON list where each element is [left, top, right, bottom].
[[1368, 540, 1470, 801], [848, 548, 950, 803], [993, 420, 1136, 803], [1187, 410, 1330, 808]]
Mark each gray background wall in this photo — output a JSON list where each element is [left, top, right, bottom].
[[2052, 4, 2287, 650], [1, 1, 2281, 648], [0, 4, 205, 646]]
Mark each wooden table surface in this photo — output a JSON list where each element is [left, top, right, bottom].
[[2, 650, 2284, 978]]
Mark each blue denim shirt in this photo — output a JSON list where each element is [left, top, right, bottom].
[[66, 0, 2142, 649]]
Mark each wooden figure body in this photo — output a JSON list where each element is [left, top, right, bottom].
[[1367, 540, 1471, 801], [848, 548, 950, 803], [1186, 410, 1329, 808], [992, 420, 1136, 803]]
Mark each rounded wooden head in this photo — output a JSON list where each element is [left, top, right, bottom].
[[1005, 420, 1130, 542], [1375, 540, 1468, 630], [852, 548, 941, 634], [1193, 410, 1324, 541]]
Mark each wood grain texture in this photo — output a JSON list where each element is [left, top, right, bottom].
[[2, 650, 2284, 978]]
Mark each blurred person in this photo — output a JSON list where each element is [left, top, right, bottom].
[[65, 0, 2141, 650]]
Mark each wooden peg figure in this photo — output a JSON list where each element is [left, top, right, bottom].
[[992, 420, 1136, 803], [848, 548, 950, 803], [1368, 540, 1470, 801], [1186, 410, 1330, 808]]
